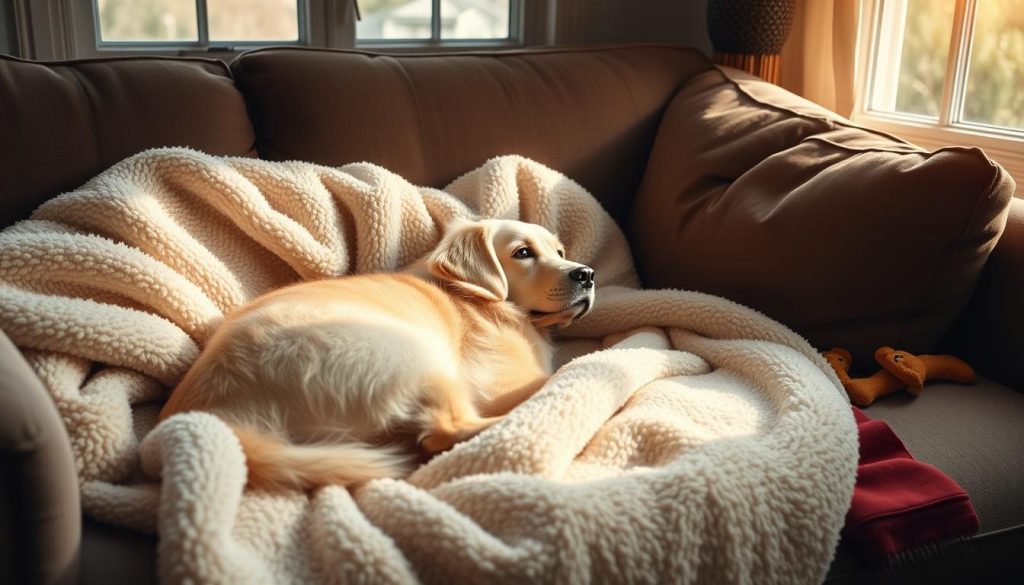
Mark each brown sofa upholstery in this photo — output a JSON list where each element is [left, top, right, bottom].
[[0, 45, 1020, 584]]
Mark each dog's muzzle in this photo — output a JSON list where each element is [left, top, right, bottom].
[[567, 265, 595, 320]]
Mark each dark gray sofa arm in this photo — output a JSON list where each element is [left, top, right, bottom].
[[0, 330, 80, 585], [944, 196, 1024, 390]]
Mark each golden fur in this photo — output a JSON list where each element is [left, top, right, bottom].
[[159, 219, 595, 491]]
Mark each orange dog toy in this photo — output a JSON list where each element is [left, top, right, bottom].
[[823, 347, 975, 407]]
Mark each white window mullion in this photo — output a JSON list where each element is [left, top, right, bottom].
[[869, 0, 908, 113], [296, 0, 311, 45], [946, 0, 978, 127], [508, 0, 522, 42], [196, 0, 209, 47], [937, 0, 972, 127], [431, 0, 441, 41], [313, 0, 353, 49]]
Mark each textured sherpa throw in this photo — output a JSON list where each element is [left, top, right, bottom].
[[0, 148, 858, 584]]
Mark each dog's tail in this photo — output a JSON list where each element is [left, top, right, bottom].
[[229, 425, 415, 491]]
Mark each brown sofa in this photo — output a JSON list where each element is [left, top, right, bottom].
[[1, 44, 1021, 585]]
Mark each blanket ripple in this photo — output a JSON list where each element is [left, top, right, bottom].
[[0, 148, 857, 584]]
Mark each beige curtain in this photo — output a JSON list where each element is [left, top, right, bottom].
[[779, 0, 862, 117]]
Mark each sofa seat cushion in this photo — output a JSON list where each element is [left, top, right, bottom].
[[629, 66, 1016, 368], [81, 519, 157, 585], [865, 377, 1024, 534], [0, 331, 80, 585], [230, 45, 711, 224], [826, 376, 1024, 582]]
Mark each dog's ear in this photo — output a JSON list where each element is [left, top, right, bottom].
[[427, 221, 508, 302]]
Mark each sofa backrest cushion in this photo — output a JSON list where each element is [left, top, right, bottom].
[[629, 67, 1015, 369], [0, 55, 256, 227], [231, 45, 710, 224]]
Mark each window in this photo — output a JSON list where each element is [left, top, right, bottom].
[[857, 0, 1024, 184], [19, 1, 544, 61], [92, 0, 306, 49], [356, 0, 519, 46]]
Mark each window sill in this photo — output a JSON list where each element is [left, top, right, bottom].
[[355, 40, 524, 53], [853, 112, 1024, 193]]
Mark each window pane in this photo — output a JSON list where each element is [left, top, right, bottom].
[[97, 0, 197, 42], [208, 0, 299, 42], [961, 0, 1024, 130], [441, 0, 510, 40], [357, 0, 433, 40], [870, 0, 955, 119]]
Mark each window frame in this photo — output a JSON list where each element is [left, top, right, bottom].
[[86, 0, 311, 51], [13, 0, 542, 60], [68, 0, 325, 57], [354, 0, 523, 50], [853, 0, 1024, 186]]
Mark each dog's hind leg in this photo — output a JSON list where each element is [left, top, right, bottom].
[[476, 375, 549, 417], [418, 378, 503, 454]]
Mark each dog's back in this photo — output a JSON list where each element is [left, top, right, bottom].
[[160, 274, 467, 489]]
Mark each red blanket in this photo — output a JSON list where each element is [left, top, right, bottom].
[[843, 407, 979, 558]]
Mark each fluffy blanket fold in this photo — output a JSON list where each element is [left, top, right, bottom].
[[0, 149, 858, 584]]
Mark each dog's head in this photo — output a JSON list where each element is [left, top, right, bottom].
[[425, 219, 595, 327]]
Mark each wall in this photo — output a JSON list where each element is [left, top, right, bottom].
[[559, 0, 712, 55]]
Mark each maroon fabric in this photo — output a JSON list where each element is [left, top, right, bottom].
[[845, 407, 979, 558]]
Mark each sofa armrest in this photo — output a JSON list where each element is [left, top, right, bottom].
[[943, 197, 1024, 390], [0, 330, 80, 585]]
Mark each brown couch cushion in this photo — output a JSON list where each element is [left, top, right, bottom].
[[827, 377, 1024, 584], [941, 198, 1024, 389], [865, 377, 1024, 534], [629, 67, 1015, 368], [80, 519, 157, 585], [0, 331, 80, 585], [231, 45, 711, 224], [0, 55, 257, 228]]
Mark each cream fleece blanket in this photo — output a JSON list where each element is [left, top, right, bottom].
[[0, 148, 857, 584]]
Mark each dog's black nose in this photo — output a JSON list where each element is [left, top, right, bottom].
[[569, 266, 595, 289]]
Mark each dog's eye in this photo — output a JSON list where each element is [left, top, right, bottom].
[[513, 247, 534, 260], [557, 249, 565, 258]]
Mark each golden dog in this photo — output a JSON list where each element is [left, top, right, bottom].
[[158, 219, 596, 490]]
